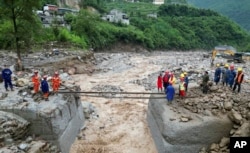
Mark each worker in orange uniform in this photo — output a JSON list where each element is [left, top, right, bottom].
[[157, 73, 163, 92], [51, 71, 61, 94], [32, 70, 40, 94], [233, 67, 244, 93]]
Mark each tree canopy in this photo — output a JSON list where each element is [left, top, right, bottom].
[[0, 0, 40, 68]]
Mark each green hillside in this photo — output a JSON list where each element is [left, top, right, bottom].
[[187, 0, 250, 31], [1, 1, 250, 53]]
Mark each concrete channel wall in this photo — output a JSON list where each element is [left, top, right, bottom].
[[147, 94, 233, 153], [0, 91, 84, 153]]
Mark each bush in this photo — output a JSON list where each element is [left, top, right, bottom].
[[58, 28, 87, 49]]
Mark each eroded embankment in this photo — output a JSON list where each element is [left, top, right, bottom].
[[147, 93, 233, 153]]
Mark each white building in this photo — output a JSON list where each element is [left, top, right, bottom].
[[102, 9, 129, 25], [153, 0, 164, 5]]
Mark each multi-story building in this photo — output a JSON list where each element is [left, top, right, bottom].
[[102, 9, 130, 25]]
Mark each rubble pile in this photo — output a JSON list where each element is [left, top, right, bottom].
[[0, 111, 30, 141], [94, 53, 134, 74], [0, 111, 59, 153], [0, 50, 94, 76], [157, 82, 250, 153], [0, 139, 60, 153], [176, 86, 249, 115], [92, 84, 123, 93]]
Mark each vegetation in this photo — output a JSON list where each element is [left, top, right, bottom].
[[1, 0, 250, 56], [0, 0, 40, 69], [40, 0, 57, 6], [187, 0, 250, 31]]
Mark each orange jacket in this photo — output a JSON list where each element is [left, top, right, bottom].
[[32, 75, 40, 85], [52, 76, 61, 85], [236, 73, 244, 83]]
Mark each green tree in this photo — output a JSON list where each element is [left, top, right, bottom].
[[0, 0, 40, 70]]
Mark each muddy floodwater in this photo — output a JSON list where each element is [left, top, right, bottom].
[[70, 51, 250, 153]]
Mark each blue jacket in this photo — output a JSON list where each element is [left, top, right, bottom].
[[228, 70, 236, 86], [225, 69, 231, 83], [41, 80, 49, 93], [184, 76, 189, 85], [214, 67, 221, 82], [166, 85, 175, 101], [2, 68, 12, 80]]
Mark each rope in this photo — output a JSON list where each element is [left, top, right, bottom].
[[58, 91, 164, 95]]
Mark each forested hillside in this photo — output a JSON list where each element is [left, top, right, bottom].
[[187, 0, 250, 31], [1, 0, 250, 54]]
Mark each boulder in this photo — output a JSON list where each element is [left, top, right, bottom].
[[233, 121, 250, 137], [75, 65, 86, 74], [180, 117, 189, 122], [82, 101, 95, 119], [246, 112, 250, 120], [219, 137, 230, 148], [0, 93, 8, 99], [28, 141, 48, 153], [209, 143, 219, 151], [16, 78, 30, 87], [223, 101, 232, 111], [228, 110, 243, 125], [18, 143, 30, 151], [210, 86, 219, 92], [68, 67, 76, 75]]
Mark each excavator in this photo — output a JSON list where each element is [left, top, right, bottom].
[[211, 45, 244, 66]]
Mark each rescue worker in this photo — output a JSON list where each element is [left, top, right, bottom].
[[41, 75, 49, 101], [166, 82, 175, 104], [211, 50, 217, 66], [184, 72, 189, 92], [221, 64, 229, 86], [233, 67, 244, 93], [202, 71, 209, 94], [51, 71, 61, 94], [163, 71, 170, 91], [228, 65, 236, 88], [214, 64, 221, 85], [1, 64, 14, 91], [179, 77, 186, 98], [32, 70, 40, 94], [168, 73, 176, 85]]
